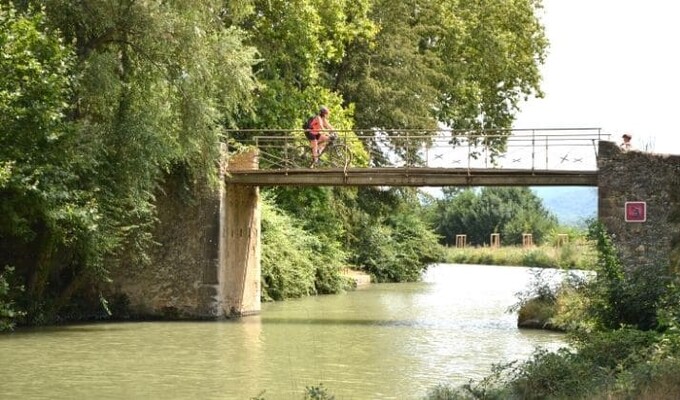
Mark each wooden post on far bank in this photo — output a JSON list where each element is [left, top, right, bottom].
[[456, 234, 467, 248], [490, 233, 500, 248]]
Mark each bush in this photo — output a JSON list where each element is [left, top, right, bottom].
[[427, 220, 680, 399], [584, 222, 672, 331], [304, 384, 335, 400], [0, 266, 24, 331], [521, 249, 556, 268], [352, 212, 443, 283], [423, 384, 468, 400], [261, 197, 351, 301]]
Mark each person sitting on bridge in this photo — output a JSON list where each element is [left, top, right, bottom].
[[307, 106, 335, 166], [620, 133, 632, 152]]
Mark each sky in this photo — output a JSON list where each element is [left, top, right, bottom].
[[512, 0, 680, 155]]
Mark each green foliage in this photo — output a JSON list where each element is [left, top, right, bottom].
[[261, 196, 350, 301], [248, 383, 336, 400], [0, 267, 25, 331], [498, 329, 662, 400], [267, 186, 346, 242], [554, 239, 596, 270], [1, 1, 258, 324], [0, 162, 10, 187], [506, 222, 677, 334], [268, 185, 443, 284], [334, 0, 547, 133], [427, 220, 680, 400], [3, 0, 550, 325], [431, 330, 680, 400], [239, 0, 548, 166], [304, 383, 335, 400], [584, 222, 671, 331], [508, 268, 570, 331], [575, 328, 659, 371], [431, 187, 557, 247], [423, 384, 466, 400], [0, 3, 108, 324], [506, 348, 593, 400], [520, 249, 556, 268], [234, 0, 373, 137], [349, 188, 444, 282]]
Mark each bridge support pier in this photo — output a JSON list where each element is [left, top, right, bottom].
[[220, 149, 261, 317]]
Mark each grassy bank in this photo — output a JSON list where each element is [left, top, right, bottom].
[[441, 242, 597, 270]]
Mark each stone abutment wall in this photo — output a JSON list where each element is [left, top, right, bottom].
[[110, 170, 222, 318], [109, 148, 261, 319], [598, 140, 680, 270]]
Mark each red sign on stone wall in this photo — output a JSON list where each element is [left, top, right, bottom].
[[625, 201, 646, 222]]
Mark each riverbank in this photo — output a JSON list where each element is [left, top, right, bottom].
[[441, 242, 596, 270]]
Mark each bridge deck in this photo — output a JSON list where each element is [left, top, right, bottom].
[[225, 167, 598, 187]]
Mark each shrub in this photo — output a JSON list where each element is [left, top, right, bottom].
[[261, 197, 350, 301], [0, 266, 24, 331], [584, 222, 672, 331], [423, 384, 468, 400], [304, 384, 335, 400], [521, 249, 556, 268]]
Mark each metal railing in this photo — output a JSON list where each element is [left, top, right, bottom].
[[227, 128, 607, 172]]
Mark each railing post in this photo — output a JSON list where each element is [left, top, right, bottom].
[[531, 130, 535, 171], [467, 133, 472, 172], [406, 130, 410, 168], [545, 135, 549, 169]]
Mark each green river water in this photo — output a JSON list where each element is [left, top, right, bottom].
[[0, 264, 567, 400]]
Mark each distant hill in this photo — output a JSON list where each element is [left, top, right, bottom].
[[532, 187, 597, 227]]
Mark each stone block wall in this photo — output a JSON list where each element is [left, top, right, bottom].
[[598, 140, 680, 270], [109, 170, 222, 319], [109, 148, 262, 319]]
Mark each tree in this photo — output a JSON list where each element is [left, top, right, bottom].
[[348, 187, 443, 282], [1, 1, 258, 323], [0, 3, 92, 323], [333, 0, 547, 140], [434, 0, 548, 131], [431, 187, 557, 246], [260, 195, 349, 301], [432, 189, 478, 246], [235, 0, 375, 130]]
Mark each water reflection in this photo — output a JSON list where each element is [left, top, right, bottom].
[[0, 264, 567, 399]]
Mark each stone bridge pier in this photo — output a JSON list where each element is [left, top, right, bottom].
[[109, 149, 261, 319], [220, 149, 261, 317]]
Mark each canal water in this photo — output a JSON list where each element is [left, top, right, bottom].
[[0, 264, 568, 399]]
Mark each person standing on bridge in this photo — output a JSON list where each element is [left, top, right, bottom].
[[620, 133, 632, 152], [306, 106, 335, 166]]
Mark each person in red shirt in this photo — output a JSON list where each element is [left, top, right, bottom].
[[306, 106, 335, 165]]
